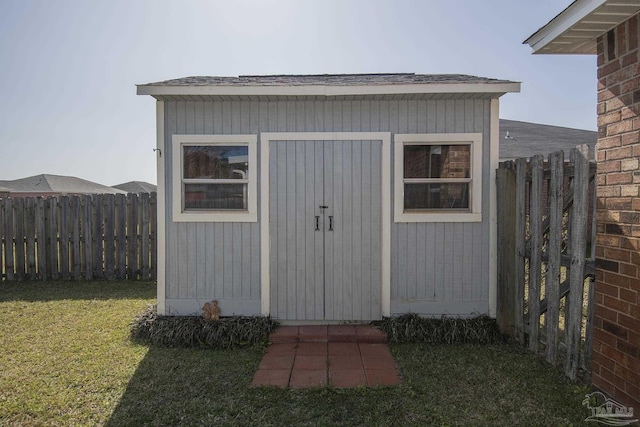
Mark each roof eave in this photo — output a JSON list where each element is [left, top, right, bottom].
[[524, 0, 606, 54], [524, 0, 640, 55], [136, 82, 521, 97]]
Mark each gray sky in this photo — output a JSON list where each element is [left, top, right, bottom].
[[0, 0, 595, 186]]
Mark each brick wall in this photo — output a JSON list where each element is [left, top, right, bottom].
[[593, 12, 640, 411]]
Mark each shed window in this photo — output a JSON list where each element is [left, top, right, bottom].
[[394, 134, 482, 222], [172, 135, 257, 222]]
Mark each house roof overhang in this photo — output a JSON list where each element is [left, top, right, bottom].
[[524, 0, 640, 54], [137, 74, 521, 101]]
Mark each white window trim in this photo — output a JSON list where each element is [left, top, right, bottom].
[[172, 134, 257, 222], [394, 133, 483, 223]]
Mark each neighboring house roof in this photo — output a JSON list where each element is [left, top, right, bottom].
[[137, 73, 521, 99], [499, 119, 597, 160], [112, 181, 157, 193], [0, 174, 127, 195], [524, 0, 640, 54]]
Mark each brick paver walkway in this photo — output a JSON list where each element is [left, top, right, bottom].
[[250, 325, 401, 388]]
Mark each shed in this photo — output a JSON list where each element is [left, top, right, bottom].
[[137, 73, 520, 321]]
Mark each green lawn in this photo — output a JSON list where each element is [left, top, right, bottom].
[[0, 281, 593, 426]]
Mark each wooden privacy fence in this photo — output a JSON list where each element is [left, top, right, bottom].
[[497, 145, 597, 381], [0, 193, 156, 281]]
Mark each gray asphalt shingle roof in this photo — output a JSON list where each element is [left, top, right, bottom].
[[499, 119, 596, 160], [112, 181, 157, 193], [139, 73, 518, 87], [0, 174, 127, 195]]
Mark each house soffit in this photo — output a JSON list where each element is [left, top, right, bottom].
[[524, 0, 640, 54]]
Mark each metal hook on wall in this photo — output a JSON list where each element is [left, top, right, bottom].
[[153, 148, 162, 157]]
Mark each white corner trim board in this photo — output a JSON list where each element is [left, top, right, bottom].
[[489, 99, 500, 318], [156, 101, 166, 315], [259, 132, 392, 318]]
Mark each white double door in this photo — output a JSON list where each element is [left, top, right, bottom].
[[269, 140, 382, 321]]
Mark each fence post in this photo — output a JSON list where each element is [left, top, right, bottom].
[[496, 162, 516, 336]]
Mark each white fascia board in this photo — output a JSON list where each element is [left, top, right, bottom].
[[524, 0, 606, 53], [137, 82, 521, 97]]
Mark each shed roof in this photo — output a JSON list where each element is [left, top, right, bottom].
[[524, 0, 640, 54], [0, 174, 127, 195], [137, 73, 520, 100]]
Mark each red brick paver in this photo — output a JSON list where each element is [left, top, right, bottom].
[[250, 325, 401, 389], [290, 369, 328, 389]]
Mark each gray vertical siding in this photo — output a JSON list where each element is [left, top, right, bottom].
[[269, 140, 383, 321], [163, 98, 492, 316]]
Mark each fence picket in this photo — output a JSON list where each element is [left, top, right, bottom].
[[545, 151, 564, 365], [71, 196, 81, 280], [104, 194, 115, 280], [127, 194, 138, 279], [25, 198, 36, 280], [59, 196, 70, 280], [35, 197, 46, 280], [0, 200, 4, 279], [565, 145, 590, 379], [92, 195, 103, 279], [529, 155, 544, 353], [515, 158, 527, 344], [115, 194, 126, 279], [14, 198, 25, 280], [141, 192, 150, 279], [48, 197, 59, 280], [4, 198, 15, 280], [150, 192, 157, 281], [496, 163, 516, 335], [83, 195, 93, 279]]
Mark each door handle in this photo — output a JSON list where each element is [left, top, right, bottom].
[[315, 216, 320, 231], [329, 216, 333, 231]]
